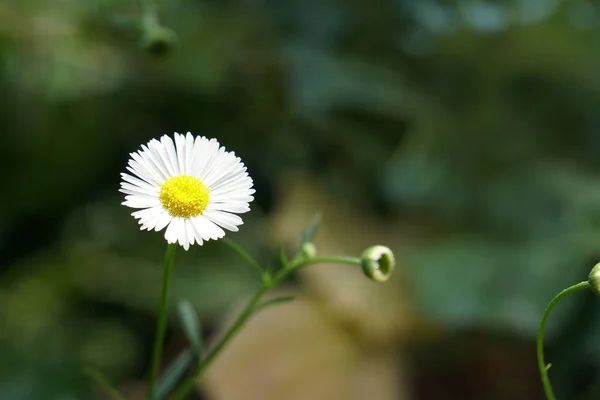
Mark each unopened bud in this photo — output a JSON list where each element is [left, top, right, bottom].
[[300, 242, 317, 259], [360, 245, 395, 282], [141, 25, 177, 56], [588, 263, 600, 296]]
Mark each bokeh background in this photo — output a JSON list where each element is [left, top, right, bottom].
[[2, 0, 600, 399]]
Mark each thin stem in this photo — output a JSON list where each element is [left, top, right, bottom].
[[223, 238, 264, 276], [148, 243, 177, 400], [537, 281, 589, 400], [290, 255, 361, 270], [138, 0, 161, 32], [169, 285, 270, 400], [168, 254, 362, 400]]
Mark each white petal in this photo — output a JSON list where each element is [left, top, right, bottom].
[[121, 172, 158, 191], [131, 206, 162, 221], [148, 139, 175, 177], [202, 151, 241, 188], [123, 196, 161, 208], [140, 144, 169, 181], [128, 158, 162, 186], [190, 221, 204, 246], [206, 169, 246, 191], [193, 138, 220, 179], [165, 218, 184, 244], [192, 215, 226, 240], [131, 150, 167, 183], [119, 188, 153, 198], [120, 182, 159, 197], [212, 195, 254, 205], [180, 221, 190, 250], [161, 135, 180, 176], [210, 177, 254, 195], [210, 185, 254, 199], [140, 208, 171, 232], [185, 133, 194, 175], [174, 132, 187, 175], [203, 209, 243, 232], [153, 211, 172, 232], [184, 219, 195, 247], [210, 186, 254, 201], [206, 202, 250, 213]]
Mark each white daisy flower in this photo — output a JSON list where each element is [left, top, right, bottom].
[[120, 132, 255, 250]]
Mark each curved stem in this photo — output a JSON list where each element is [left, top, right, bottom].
[[537, 281, 589, 400], [168, 254, 361, 400], [148, 243, 177, 400]]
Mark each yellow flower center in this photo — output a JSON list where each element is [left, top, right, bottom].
[[159, 175, 210, 218]]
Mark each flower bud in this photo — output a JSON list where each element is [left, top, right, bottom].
[[360, 245, 395, 282], [588, 263, 600, 296], [300, 242, 317, 259], [141, 26, 177, 56]]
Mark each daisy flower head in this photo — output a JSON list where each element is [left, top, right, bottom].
[[120, 133, 254, 250]]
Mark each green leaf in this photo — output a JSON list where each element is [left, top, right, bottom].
[[83, 366, 128, 400], [223, 238, 264, 275], [279, 245, 289, 268], [177, 300, 203, 355], [255, 296, 295, 312], [293, 212, 322, 259], [155, 349, 194, 400], [302, 212, 322, 244]]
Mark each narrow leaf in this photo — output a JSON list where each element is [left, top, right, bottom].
[[255, 296, 295, 312], [156, 349, 194, 400], [302, 212, 322, 244], [279, 246, 289, 268], [177, 300, 203, 354], [84, 366, 128, 400], [293, 212, 322, 259], [223, 238, 263, 275]]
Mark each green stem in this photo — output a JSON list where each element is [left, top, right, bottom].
[[168, 285, 269, 400], [168, 254, 361, 400], [537, 281, 589, 400], [148, 243, 177, 400], [294, 256, 361, 267], [138, 0, 161, 31]]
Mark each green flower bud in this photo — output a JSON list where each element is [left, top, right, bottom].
[[140, 25, 177, 56], [300, 242, 317, 259], [360, 245, 395, 282], [588, 263, 600, 296]]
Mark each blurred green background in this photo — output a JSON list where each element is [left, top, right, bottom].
[[2, 0, 600, 399]]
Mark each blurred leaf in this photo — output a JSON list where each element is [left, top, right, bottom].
[[177, 300, 203, 355], [302, 212, 322, 244], [83, 366, 128, 400], [293, 212, 322, 259], [156, 349, 194, 400], [407, 235, 586, 337], [279, 245, 289, 268]]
